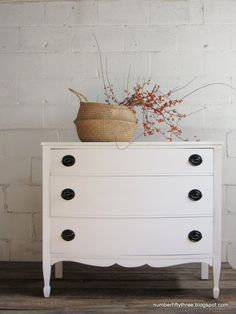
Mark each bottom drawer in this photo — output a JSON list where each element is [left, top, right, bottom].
[[50, 217, 213, 257]]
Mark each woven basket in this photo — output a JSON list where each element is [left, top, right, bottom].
[[69, 89, 137, 142]]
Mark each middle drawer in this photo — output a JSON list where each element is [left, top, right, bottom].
[[50, 176, 213, 217]]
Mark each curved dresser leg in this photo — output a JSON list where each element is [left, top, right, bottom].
[[213, 260, 221, 299], [43, 262, 51, 298]]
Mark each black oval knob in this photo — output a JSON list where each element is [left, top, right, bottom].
[[188, 230, 202, 242], [188, 154, 202, 166], [61, 229, 75, 241], [188, 189, 202, 201], [61, 188, 75, 200], [61, 155, 75, 167]]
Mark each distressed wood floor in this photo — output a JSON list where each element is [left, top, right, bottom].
[[0, 262, 235, 313]]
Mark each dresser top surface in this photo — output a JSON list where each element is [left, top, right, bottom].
[[41, 141, 223, 149]]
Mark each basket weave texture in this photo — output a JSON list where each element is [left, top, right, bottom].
[[74, 102, 137, 142]]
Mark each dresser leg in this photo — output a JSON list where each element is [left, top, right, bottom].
[[43, 263, 51, 298], [213, 260, 221, 299], [55, 262, 63, 279], [201, 263, 209, 280]]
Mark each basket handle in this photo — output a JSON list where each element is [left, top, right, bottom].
[[68, 88, 88, 102]]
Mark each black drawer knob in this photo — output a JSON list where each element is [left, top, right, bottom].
[[188, 189, 202, 201], [62, 155, 75, 167], [61, 229, 75, 241], [61, 188, 75, 200], [189, 154, 202, 166], [188, 230, 202, 242]]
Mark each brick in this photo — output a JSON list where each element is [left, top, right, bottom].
[[0, 158, 30, 184], [19, 78, 69, 106], [32, 212, 42, 240], [205, 104, 236, 131], [177, 77, 231, 105], [0, 213, 30, 239], [151, 52, 204, 77], [225, 185, 236, 214], [19, 26, 70, 53], [205, 52, 236, 77], [221, 240, 227, 262], [0, 79, 18, 105], [181, 129, 226, 148], [227, 130, 236, 157], [4, 130, 58, 158], [6, 185, 42, 213], [228, 242, 236, 269], [101, 52, 150, 78], [44, 103, 78, 129], [231, 77, 236, 105], [45, 0, 97, 25], [204, 0, 236, 24], [10, 240, 41, 261], [231, 26, 236, 50], [70, 77, 125, 105], [0, 2, 44, 26], [223, 158, 236, 185], [32, 158, 42, 185], [150, 0, 203, 25], [0, 240, 9, 261], [0, 185, 5, 212], [0, 27, 18, 52], [0, 53, 44, 79], [98, 0, 149, 25], [72, 26, 125, 52], [223, 213, 236, 243], [59, 129, 79, 142], [69, 78, 100, 104], [173, 102, 205, 131], [0, 105, 43, 129], [0, 132, 3, 158], [125, 26, 176, 51], [44, 53, 98, 78], [177, 25, 230, 51]]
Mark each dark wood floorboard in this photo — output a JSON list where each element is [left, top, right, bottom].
[[0, 262, 235, 313]]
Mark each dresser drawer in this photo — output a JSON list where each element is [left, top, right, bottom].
[[50, 148, 213, 175], [50, 176, 213, 217], [50, 217, 213, 256]]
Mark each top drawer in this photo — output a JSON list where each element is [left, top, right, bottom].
[[50, 148, 213, 175]]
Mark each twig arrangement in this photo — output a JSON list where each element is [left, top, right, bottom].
[[92, 35, 236, 141]]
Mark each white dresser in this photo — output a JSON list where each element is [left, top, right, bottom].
[[42, 142, 222, 298]]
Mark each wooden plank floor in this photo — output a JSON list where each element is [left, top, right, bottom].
[[0, 262, 235, 313]]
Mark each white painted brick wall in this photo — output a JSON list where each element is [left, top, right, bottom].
[[124, 26, 176, 51], [0, 186, 5, 212], [72, 26, 125, 52], [31, 158, 42, 185], [19, 78, 70, 106], [0, 213, 31, 239], [44, 52, 98, 78], [0, 27, 18, 52], [19, 26, 71, 53], [98, 0, 149, 25], [0, 3, 44, 26], [4, 130, 58, 157], [0, 53, 44, 79], [0, 80, 18, 105], [150, 0, 203, 25], [0, 0, 235, 266], [0, 158, 31, 184], [6, 185, 42, 213], [45, 0, 97, 25], [177, 25, 231, 51], [0, 105, 43, 129]]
